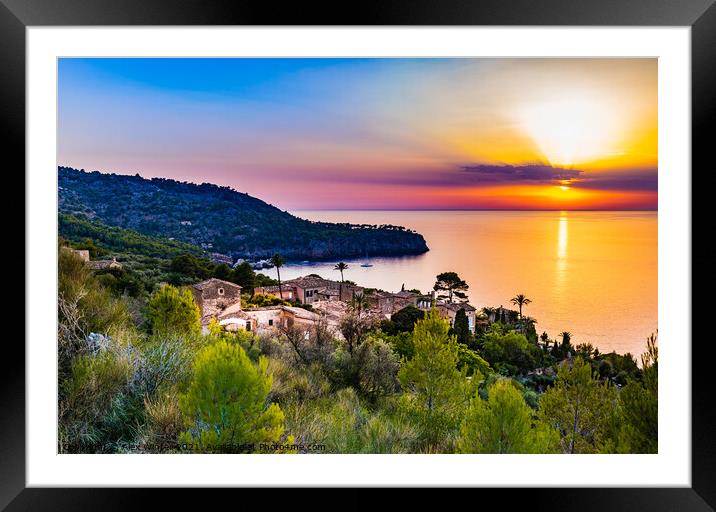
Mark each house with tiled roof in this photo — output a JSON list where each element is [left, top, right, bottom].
[[436, 302, 478, 334], [368, 290, 419, 316], [87, 256, 123, 270], [190, 278, 242, 325], [217, 303, 321, 335], [255, 284, 296, 301], [255, 275, 363, 305]]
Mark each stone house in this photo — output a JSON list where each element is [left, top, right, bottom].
[[253, 284, 296, 301], [255, 276, 363, 305], [217, 303, 321, 335], [368, 290, 419, 316], [415, 292, 436, 310], [190, 278, 243, 326], [87, 257, 123, 270], [487, 305, 519, 325], [437, 302, 478, 334]]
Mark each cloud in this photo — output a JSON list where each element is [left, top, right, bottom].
[[459, 164, 657, 192], [460, 164, 582, 183], [575, 169, 658, 192]]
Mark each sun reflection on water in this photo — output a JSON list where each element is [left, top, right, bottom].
[[555, 212, 569, 297]]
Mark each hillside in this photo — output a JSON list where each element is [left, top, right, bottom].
[[59, 212, 204, 260], [58, 167, 429, 261]]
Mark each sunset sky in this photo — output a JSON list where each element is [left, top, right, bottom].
[[58, 58, 657, 210]]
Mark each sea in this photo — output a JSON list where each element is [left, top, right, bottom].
[[278, 210, 657, 358]]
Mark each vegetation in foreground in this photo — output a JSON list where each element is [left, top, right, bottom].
[[58, 245, 657, 454]]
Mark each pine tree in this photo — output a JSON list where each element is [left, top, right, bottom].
[[398, 309, 475, 447], [179, 340, 285, 452], [539, 357, 617, 453], [617, 333, 658, 453], [457, 379, 558, 453], [452, 308, 472, 345], [232, 261, 256, 291], [433, 272, 469, 303], [146, 284, 201, 337]]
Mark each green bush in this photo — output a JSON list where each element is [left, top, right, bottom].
[[482, 330, 541, 375], [390, 305, 425, 333], [457, 379, 558, 453], [538, 358, 617, 453], [146, 284, 201, 337], [282, 388, 418, 453], [178, 340, 285, 453]]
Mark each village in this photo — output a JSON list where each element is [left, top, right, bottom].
[[62, 246, 523, 342], [193, 275, 484, 338]]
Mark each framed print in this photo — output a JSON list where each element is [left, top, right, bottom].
[[4, 0, 715, 508]]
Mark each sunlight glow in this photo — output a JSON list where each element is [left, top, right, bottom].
[[517, 93, 620, 167]]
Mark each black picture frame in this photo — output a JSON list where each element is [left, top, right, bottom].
[[4, 0, 714, 508]]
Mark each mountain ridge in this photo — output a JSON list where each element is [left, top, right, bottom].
[[58, 166, 429, 262]]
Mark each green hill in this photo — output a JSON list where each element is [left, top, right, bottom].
[[58, 166, 429, 262], [59, 211, 204, 259]]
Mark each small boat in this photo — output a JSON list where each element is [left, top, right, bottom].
[[360, 263, 373, 268]]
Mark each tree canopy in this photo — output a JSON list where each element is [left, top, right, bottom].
[[179, 340, 285, 452], [433, 272, 469, 303], [146, 284, 201, 337], [458, 379, 558, 453], [539, 357, 617, 453], [398, 309, 475, 447]]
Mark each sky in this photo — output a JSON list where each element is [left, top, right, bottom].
[[58, 58, 657, 210]]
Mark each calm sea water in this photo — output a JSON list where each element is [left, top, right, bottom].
[[280, 210, 657, 357]]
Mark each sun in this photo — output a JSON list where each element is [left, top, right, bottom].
[[559, 185, 570, 191], [516, 92, 620, 167]]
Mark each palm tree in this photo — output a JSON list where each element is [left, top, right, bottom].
[[334, 261, 348, 300], [334, 261, 348, 281], [522, 316, 537, 328], [350, 292, 370, 318], [559, 331, 573, 351], [510, 293, 532, 321], [271, 253, 285, 299]]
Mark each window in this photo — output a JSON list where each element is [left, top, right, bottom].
[[246, 321, 251, 332], [217, 287, 224, 295], [268, 319, 273, 326]]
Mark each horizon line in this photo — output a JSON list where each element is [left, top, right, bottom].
[[290, 208, 659, 212], [58, 166, 658, 213]]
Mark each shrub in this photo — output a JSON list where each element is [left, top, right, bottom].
[[335, 336, 401, 399], [146, 284, 201, 337], [58, 248, 133, 378], [59, 351, 132, 453], [390, 305, 425, 333], [282, 388, 418, 453], [381, 331, 414, 359], [178, 340, 285, 453], [265, 358, 332, 404], [140, 393, 184, 452], [246, 293, 290, 307], [482, 330, 541, 375], [457, 344, 491, 377], [457, 379, 558, 453]]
